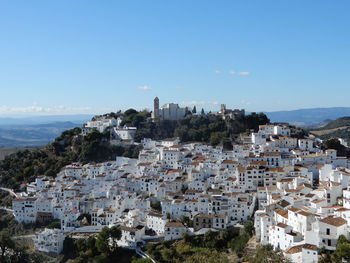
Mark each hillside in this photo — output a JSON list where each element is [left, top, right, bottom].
[[0, 128, 141, 189], [310, 117, 350, 143], [0, 110, 270, 189], [313, 117, 350, 130], [0, 147, 38, 161]]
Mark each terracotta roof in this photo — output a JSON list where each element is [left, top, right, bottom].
[[221, 159, 238, 164], [277, 223, 288, 228], [298, 211, 312, 217], [285, 244, 318, 254], [320, 216, 347, 227], [312, 199, 325, 204], [274, 208, 288, 219], [165, 222, 184, 228], [288, 207, 300, 212]]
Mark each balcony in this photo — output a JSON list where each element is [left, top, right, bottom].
[[319, 231, 338, 239]]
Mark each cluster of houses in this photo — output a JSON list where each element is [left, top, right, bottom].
[[81, 116, 137, 143], [11, 123, 350, 262]]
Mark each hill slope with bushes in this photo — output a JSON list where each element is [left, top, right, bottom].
[[0, 127, 140, 189], [0, 110, 270, 189], [311, 117, 350, 144]]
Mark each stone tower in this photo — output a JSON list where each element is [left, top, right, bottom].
[[221, 104, 226, 114], [153, 97, 159, 119]]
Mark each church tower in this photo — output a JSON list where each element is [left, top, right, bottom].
[[221, 104, 226, 114], [153, 97, 160, 119]]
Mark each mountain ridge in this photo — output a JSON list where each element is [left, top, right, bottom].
[[265, 107, 350, 125]]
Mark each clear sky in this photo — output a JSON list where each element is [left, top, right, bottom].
[[0, 0, 349, 116]]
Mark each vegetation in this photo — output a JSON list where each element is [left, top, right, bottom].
[[0, 210, 65, 238], [150, 201, 162, 212], [289, 125, 309, 139], [134, 111, 270, 146], [0, 211, 28, 236], [0, 127, 141, 189], [311, 116, 350, 146], [319, 235, 350, 263], [180, 216, 193, 228], [315, 117, 350, 130], [60, 226, 139, 263], [0, 190, 14, 208], [322, 138, 350, 157], [120, 109, 151, 127], [47, 220, 61, 229], [247, 244, 290, 263], [86, 109, 270, 149], [145, 221, 255, 262], [0, 229, 48, 263], [0, 109, 271, 190], [317, 127, 350, 144]]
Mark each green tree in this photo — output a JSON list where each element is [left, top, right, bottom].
[[86, 236, 98, 257], [244, 220, 255, 236], [180, 216, 193, 227], [0, 230, 15, 262], [185, 107, 192, 117], [210, 132, 226, 146], [109, 226, 122, 252], [150, 201, 162, 212], [249, 245, 291, 263], [332, 235, 350, 262], [192, 106, 197, 114], [124, 108, 138, 116], [322, 138, 348, 157], [96, 226, 121, 256], [161, 247, 176, 262], [96, 227, 111, 255]]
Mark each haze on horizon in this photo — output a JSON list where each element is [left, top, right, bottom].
[[1, 0, 350, 117]]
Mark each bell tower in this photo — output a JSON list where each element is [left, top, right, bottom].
[[221, 104, 226, 114], [153, 97, 159, 119]]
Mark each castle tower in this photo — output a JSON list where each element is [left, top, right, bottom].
[[153, 97, 159, 119], [221, 104, 226, 114]]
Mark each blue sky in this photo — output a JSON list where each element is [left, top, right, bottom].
[[0, 1, 349, 116]]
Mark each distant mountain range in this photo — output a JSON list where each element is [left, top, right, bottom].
[[0, 114, 92, 126], [0, 121, 84, 147], [0, 115, 93, 147], [265, 107, 350, 126]]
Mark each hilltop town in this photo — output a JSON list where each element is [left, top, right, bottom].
[[6, 100, 350, 263]]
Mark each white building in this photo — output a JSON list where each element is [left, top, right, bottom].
[[118, 225, 145, 248], [13, 198, 37, 224], [164, 222, 187, 241], [33, 228, 65, 255], [152, 97, 186, 121], [315, 216, 348, 250], [284, 244, 319, 263], [82, 117, 117, 135], [146, 212, 167, 235], [112, 127, 137, 141]]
